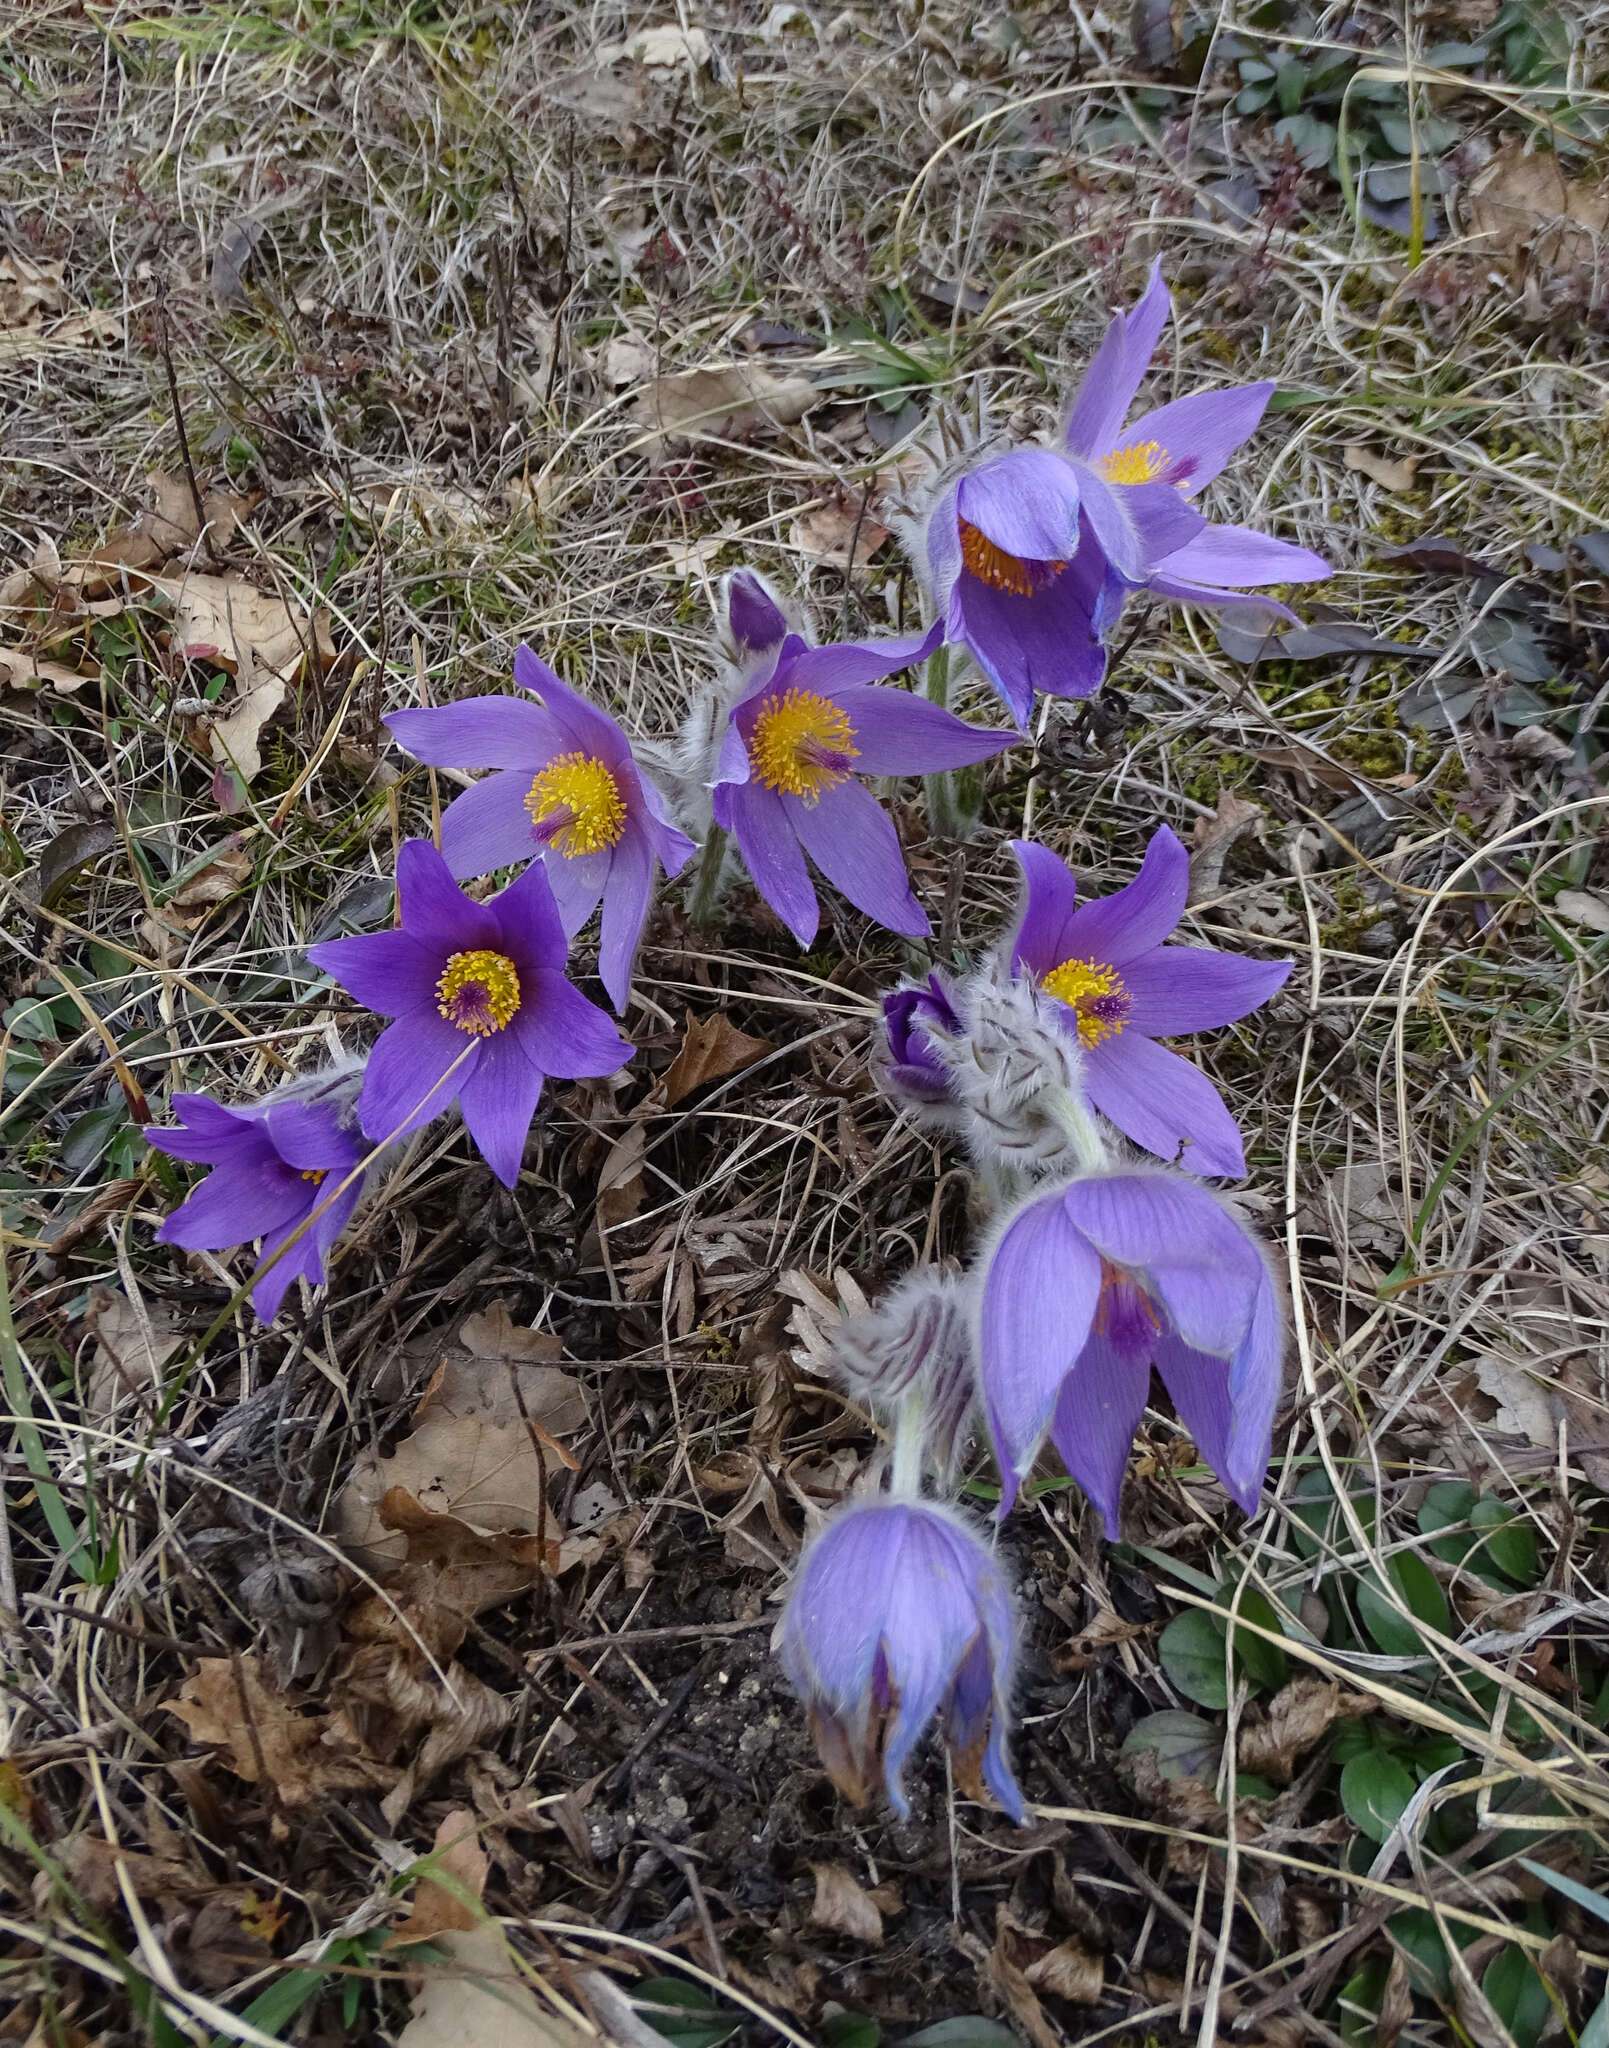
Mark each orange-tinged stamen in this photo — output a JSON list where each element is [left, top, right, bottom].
[[958, 518, 1065, 597], [436, 948, 521, 1037], [750, 687, 859, 804]]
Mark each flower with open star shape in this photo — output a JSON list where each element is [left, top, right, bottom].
[[712, 613, 1014, 945], [307, 840, 631, 1187], [1006, 828, 1291, 1178], [384, 646, 696, 1013]]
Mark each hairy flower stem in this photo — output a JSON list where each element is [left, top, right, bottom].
[[1053, 1086, 1112, 1176], [889, 1389, 926, 1498], [686, 824, 728, 930], [922, 646, 978, 843]]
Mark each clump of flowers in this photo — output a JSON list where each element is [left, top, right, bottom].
[[140, 262, 1323, 1833]]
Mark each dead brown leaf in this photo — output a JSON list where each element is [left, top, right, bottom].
[[1188, 791, 1264, 904], [168, 841, 253, 918], [0, 251, 64, 328], [594, 1118, 647, 1233], [77, 475, 258, 594], [789, 489, 890, 573], [1237, 1677, 1376, 1784], [0, 644, 99, 694], [809, 1863, 886, 1945], [396, 1923, 594, 2048], [388, 1808, 490, 1948], [167, 1655, 394, 1808], [83, 1284, 186, 1417], [631, 363, 818, 458], [661, 1010, 773, 1107], [1024, 1940, 1105, 2005], [1467, 141, 1609, 281], [1345, 444, 1421, 493], [338, 1304, 586, 1561]]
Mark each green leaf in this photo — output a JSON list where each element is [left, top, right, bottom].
[[62, 1103, 128, 1174], [1471, 1496, 1539, 1586], [820, 2014, 880, 2048], [1218, 1582, 1288, 1693], [1517, 1858, 1609, 1929], [1419, 1479, 1478, 1563], [1336, 1955, 1388, 2048], [1341, 1751, 1416, 1841], [1357, 1551, 1447, 1656], [1482, 1944, 1550, 2048], [1159, 1608, 1229, 1709], [1376, 111, 1463, 155], [635, 1978, 741, 2048], [1387, 1907, 1452, 1998], [1122, 1710, 1223, 1783], [903, 2023, 1019, 2048], [1583, 1993, 1609, 2048], [1273, 112, 1337, 168]]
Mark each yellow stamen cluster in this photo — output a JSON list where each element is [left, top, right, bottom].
[[299, 1168, 328, 1185], [750, 688, 859, 804], [958, 518, 1063, 597], [436, 948, 522, 1036], [524, 752, 627, 857], [1098, 439, 1167, 486], [1041, 955, 1129, 1048]]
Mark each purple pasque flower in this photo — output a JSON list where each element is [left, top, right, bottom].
[[880, 970, 963, 1108], [1063, 265, 1332, 618], [1007, 828, 1290, 1179], [778, 1496, 1023, 1821], [978, 1169, 1281, 1533], [384, 646, 696, 1014], [147, 1083, 365, 1320], [712, 619, 1013, 946], [306, 840, 631, 1188], [923, 446, 1202, 727]]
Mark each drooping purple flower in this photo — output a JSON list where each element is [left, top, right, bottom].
[[1063, 266, 1332, 618], [306, 840, 631, 1188], [384, 646, 696, 1013], [977, 1169, 1282, 1533], [147, 1080, 366, 1321], [778, 1497, 1023, 1821], [1006, 828, 1290, 1178], [923, 447, 1201, 726], [711, 620, 1014, 945], [879, 970, 963, 1108]]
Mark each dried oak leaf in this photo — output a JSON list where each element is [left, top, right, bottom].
[[166, 1655, 393, 1807], [1237, 1676, 1376, 1785], [83, 1283, 186, 1417], [661, 1009, 773, 1107], [1467, 141, 1609, 280], [630, 362, 818, 459], [397, 1923, 594, 2048], [387, 1807, 490, 1949], [809, 1863, 887, 1945], [1188, 791, 1263, 905], [789, 489, 890, 573]]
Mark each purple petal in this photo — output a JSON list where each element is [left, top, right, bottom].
[[249, 1222, 325, 1321], [306, 927, 443, 1020], [782, 621, 943, 699], [979, 1191, 1104, 1512], [146, 1096, 262, 1167], [1064, 263, 1171, 459], [637, 775, 697, 877], [726, 569, 788, 655], [511, 969, 631, 1079], [714, 711, 754, 791], [542, 848, 611, 938], [1082, 1033, 1249, 1178], [1123, 383, 1275, 495], [358, 1014, 475, 1144], [1121, 948, 1292, 1036], [512, 644, 631, 767], [875, 1513, 985, 1814], [1058, 825, 1188, 966], [923, 482, 962, 601], [383, 696, 563, 770], [395, 838, 500, 956], [1048, 1333, 1153, 1541], [597, 824, 653, 1013], [488, 854, 570, 974], [791, 778, 929, 938], [1152, 524, 1332, 593], [437, 771, 548, 881], [1122, 478, 1208, 564], [953, 540, 1113, 727], [1006, 839, 1084, 978], [261, 1099, 359, 1173], [826, 684, 1016, 776], [1061, 1172, 1263, 1356], [158, 1163, 311, 1251], [456, 1031, 547, 1187], [1226, 1271, 1282, 1508], [955, 450, 1082, 562], [721, 778, 819, 946], [1073, 465, 1144, 582]]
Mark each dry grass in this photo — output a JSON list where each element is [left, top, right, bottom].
[[3, 0, 1609, 2042]]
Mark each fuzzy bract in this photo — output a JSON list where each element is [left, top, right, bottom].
[[777, 1497, 1023, 1822], [977, 1168, 1282, 1534], [147, 1069, 367, 1321], [1005, 828, 1290, 1178], [711, 619, 1013, 946], [384, 645, 696, 1013], [306, 839, 631, 1189]]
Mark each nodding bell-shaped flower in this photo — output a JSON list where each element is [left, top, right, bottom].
[[777, 1497, 1024, 1822], [977, 1169, 1282, 1535]]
